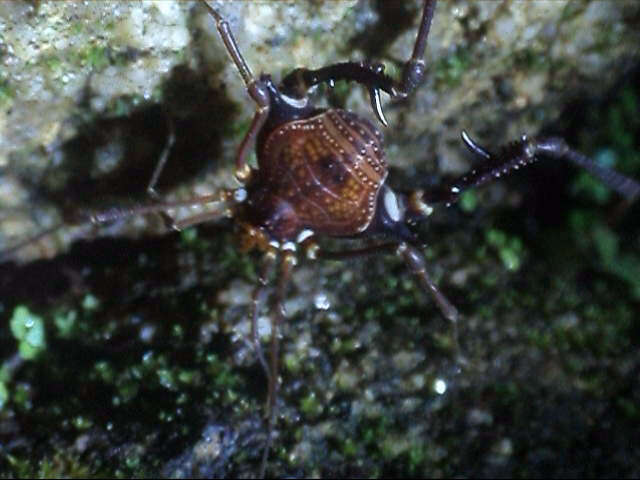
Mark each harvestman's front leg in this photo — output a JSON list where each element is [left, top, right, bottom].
[[201, 1, 271, 184], [422, 131, 640, 206]]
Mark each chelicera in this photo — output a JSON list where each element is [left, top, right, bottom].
[[2, 1, 639, 476]]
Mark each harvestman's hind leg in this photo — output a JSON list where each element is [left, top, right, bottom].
[[248, 250, 278, 381], [396, 242, 463, 361], [259, 250, 296, 478], [311, 241, 462, 359]]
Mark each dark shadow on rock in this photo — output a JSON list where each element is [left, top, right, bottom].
[[30, 65, 237, 215]]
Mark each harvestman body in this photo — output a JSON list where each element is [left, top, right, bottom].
[[2, 1, 639, 476]]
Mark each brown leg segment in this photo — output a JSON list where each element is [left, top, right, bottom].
[[315, 241, 459, 326], [200, 1, 271, 184], [249, 250, 278, 381], [145, 114, 182, 231], [0, 193, 234, 261], [146, 113, 176, 199], [396, 242, 463, 362], [316, 241, 463, 360], [396, 242, 459, 325], [259, 250, 296, 479]]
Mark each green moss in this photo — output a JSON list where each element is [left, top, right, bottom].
[[0, 78, 14, 107], [82, 293, 101, 312], [560, 1, 585, 22], [512, 47, 549, 72], [70, 21, 84, 36], [93, 360, 115, 383], [284, 351, 302, 374], [179, 226, 198, 245], [12, 383, 31, 411], [53, 309, 77, 338], [6, 452, 93, 478], [617, 397, 640, 420], [78, 45, 110, 71], [606, 255, 640, 299], [341, 437, 358, 458], [224, 117, 253, 141], [0, 381, 8, 410], [485, 228, 524, 272], [72, 415, 93, 430], [157, 368, 178, 391], [408, 444, 426, 474], [459, 190, 478, 213], [2, 4, 638, 476], [569, 209, 640, 299], [207, 353, 242, 391], [299, 391, 323, 418], [434, 47, 471, 87], [44, 54, 63, 72], [107, 94, 147, 117], [10, 306, 46, 360]]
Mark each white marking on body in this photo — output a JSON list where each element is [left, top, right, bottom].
[[280, 93, 308, 108], [282, 241, 296, 251], [296, 229, 314, 243], [384, 189, 402, 222], [233, 188, 247, 202]]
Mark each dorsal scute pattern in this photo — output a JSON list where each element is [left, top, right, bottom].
[[257, 109, 387, 239]]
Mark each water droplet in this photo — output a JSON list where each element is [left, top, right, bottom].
[[433, 378, 447, 395], [314, 292, 330, 310]]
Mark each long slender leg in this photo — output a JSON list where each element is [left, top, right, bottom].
[[67, 192, 233, 226], [400, 0, 437, 96], [259, 250, 296, 479], [313, 241, 462, 358], [280, 0, 437, 124], [419, 131, 640, 208], [396, 242, 459, 323], [249, 250, 278, 381], [316, 241, 459, 321], [234, 107, 269, 183], [313, 241, 398, 260], [397, 242, 464, 363], [146, 113, 176, 198], [168, 207, 230, 231], [145, 114, 181, 230], [200, 1, 271, 184], [0, 222, 67, 261], [0, 192, 236, 261]]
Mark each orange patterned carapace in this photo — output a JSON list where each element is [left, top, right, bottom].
[[245, 108, 387, 241]]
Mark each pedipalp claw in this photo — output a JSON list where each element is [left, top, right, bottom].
[[369, 87, 388, 127], [461, 130, 492, 160]]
